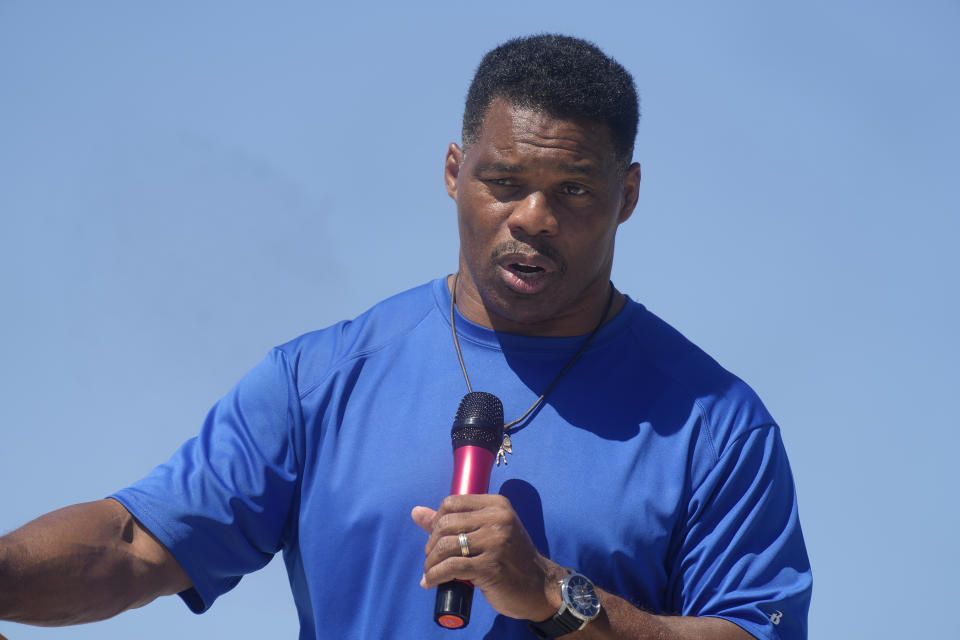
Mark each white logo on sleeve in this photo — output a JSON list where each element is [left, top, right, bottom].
[[769, 610, 783, 625]]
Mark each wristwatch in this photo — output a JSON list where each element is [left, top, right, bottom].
[[527, 569, 601, 638]]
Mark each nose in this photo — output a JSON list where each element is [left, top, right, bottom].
[[506, 191, 558, 237]]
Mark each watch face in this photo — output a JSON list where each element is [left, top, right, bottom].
[[563, 574, 601, 620]]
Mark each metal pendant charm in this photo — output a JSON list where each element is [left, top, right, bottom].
[[496, 432, 513, 466]]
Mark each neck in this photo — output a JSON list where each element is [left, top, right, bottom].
[[447, 272, 624, 337]]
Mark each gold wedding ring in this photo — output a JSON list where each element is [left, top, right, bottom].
[[458, 532, 471, 557]]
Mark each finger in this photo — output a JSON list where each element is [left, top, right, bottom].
[[410, 505, 436, 533], [420, 495, 512, 556], [434, 530, 479, 562], [422, 554, 484, 589], [423, 510, 483, 556], [423, 528, 491, 580], [435, 493, 503, 517], [425, 495, 511, 541]]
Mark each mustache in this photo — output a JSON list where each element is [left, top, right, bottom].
[[491, 240, 567, 274]]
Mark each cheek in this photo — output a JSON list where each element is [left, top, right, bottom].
[[457, 210, 481, 245], [457, 200, 505, 248], [567, 223, 618, 270], [457, 210, 492, 266]]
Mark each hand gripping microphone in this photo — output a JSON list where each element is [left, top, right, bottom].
[[434, 391, 504, 630]]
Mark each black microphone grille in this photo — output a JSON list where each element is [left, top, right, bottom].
[[451, 392, 503, 453], [453, 391, 503, 428]]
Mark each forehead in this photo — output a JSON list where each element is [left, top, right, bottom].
[[471, 99, 618, 173]]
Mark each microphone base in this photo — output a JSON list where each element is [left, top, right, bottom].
[[434, 579, 474, 629]]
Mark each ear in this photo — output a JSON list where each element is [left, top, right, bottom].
[[444, 143, 463, 201], [617, 162, 642, 224]]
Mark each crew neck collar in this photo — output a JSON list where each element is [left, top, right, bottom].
[[431, 276, 636, 353]]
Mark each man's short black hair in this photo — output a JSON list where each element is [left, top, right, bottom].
[[462, 34, 639, 166]]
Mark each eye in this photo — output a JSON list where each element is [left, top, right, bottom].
[[482, 177, 520, 198], [561, 183, 588, 196]]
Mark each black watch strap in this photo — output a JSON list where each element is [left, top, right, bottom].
[[527, 608, 584, 638]]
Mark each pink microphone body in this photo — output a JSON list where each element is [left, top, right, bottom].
[[450, 445, 495, 495]]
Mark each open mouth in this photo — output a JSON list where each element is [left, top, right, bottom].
[[492, 245, 560, 294], [499, 258, 553, 295], [510, 263, 545, 277]]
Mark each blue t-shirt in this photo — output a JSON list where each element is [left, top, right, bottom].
[[112, 278, 811, 639]]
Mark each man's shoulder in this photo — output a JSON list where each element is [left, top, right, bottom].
[[621, 299, 739, 389], [622, 299, 776, 456], [268, 278, 444, 389]]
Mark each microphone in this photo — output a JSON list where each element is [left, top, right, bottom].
[[434, 391, 504, 630]]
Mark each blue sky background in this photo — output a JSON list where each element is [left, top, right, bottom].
[[1, 2, 957, 638]]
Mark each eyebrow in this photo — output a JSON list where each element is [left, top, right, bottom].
[[480, 161, 524, 174], [477, 161, 598, 177]]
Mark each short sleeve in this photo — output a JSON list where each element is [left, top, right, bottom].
[[670, 424, 812, 639], [110, 348, 303, 613]]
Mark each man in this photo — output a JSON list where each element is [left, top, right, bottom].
[[0, 35, 811, 638]]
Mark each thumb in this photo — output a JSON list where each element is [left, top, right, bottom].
[[410, 505, 437, 532]]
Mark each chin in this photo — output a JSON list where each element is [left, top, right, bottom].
[[486, 295, 560, 327]]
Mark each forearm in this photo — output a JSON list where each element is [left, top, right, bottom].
[[528, 556, 750, 640], [572, 587, 751, 640], [0, 499, 191, 626], [526, 561, 692, 640]]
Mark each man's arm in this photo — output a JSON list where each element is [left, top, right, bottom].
[[580, 593, 750, 640], [412, 495, 753, 640], [0, 498, 192, 626]]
